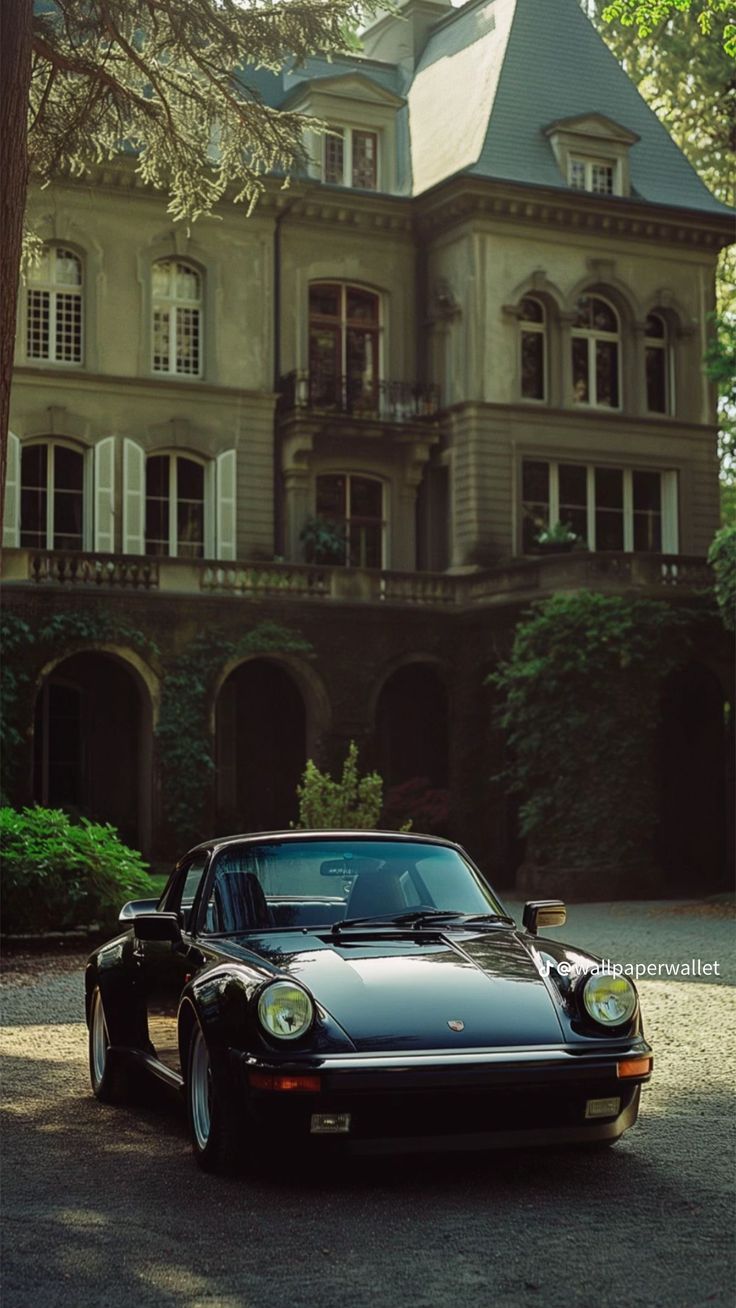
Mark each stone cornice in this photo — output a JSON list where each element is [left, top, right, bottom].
[[440, 397, 718, 439], [12, 366, 277, 406]]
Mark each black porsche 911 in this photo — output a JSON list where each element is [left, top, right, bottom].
[[86, 831, 653, 1172]]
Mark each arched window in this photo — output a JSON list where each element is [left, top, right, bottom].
[[308, 284, 381, 413], [571, 295, 620, 408], [145, 453, 205, 557], [20, 442, 84, 550], [26, 247, 83, 364], [520, 297, 546, 400], [316, 473, 385, 568], [645, 313, 670, 414], [151, 260, 202, 376]]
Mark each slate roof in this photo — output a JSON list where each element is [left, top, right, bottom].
[[239, 0, 730, 216]]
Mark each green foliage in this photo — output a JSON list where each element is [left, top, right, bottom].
[[705, 313, 736, 517], [0, 615, 33, 782], [0, 805, 152, 933], [708, 526, 736, 629], [295, 742, 383, 829], [29, 0, 382, 226], [602, 0, 736, 55], [299, 516, 347, 565], [490, 592, 704, 870], [158, 621, 313, 840], [535, 521, 581, 546]]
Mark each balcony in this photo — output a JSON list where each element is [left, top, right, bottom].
[[1, 549, 714, 608], [279, 372, 441, 424]]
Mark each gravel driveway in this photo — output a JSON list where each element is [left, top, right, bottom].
[[1, 900, 734, 1308]]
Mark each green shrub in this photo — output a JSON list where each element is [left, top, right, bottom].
[[0, 806, 152, 934], [295, 742, 383, 828], [708, 525, 736, 631]]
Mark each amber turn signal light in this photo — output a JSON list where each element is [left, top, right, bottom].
[[248, 1072, 322, 1093], [617, 1056, 653, 1078]]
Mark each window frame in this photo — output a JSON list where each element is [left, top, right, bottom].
[[519, 297, 547, 403], [308, 282, 383, 408], [25, 245, 84, 367], [151, 258, 204, 379], [571, 295, 622, 410], [19, 439, 88, 552], [644, 312, 672, 416], [322, 126, 379, 190], [568, 156, 618, 195], [520, 457, 678, 555], [144, 451, 209, 559], [315, 471, 387, 569]]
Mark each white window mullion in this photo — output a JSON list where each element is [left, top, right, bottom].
[[586, 465, 596, 551], [169, 456, 178, 557], [623, 469, 634, 551], [588, 337, 596, 406], [549, 462, 560, 526], [48, 291, 57, 363]]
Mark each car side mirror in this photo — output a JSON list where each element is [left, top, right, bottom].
[[523, 900, 567, 936], [132, 912, 182, 944]]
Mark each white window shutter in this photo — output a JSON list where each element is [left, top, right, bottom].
[[94, 436, 116, 552], [216, 449, 237, 560], [661, 471, 679, 554], [3, 432, 20, 548], [123, 438, 146, 555]]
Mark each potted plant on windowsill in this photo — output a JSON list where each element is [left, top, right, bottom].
[[300, 515, 347, 565], [534, 522, 582, 555]]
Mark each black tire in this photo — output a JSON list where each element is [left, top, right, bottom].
[[88, 986, 129, 1103], [186, 1021, 246, 1174]]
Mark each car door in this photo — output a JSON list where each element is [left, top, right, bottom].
[[137, 853, 209, 1074]]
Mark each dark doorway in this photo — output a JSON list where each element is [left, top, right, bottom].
[[33, 652, 147, 850], [659, 663, 732, 892], [216, 659, 306, 833], [375, 663, 449, 789]]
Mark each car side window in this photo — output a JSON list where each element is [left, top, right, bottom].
[[173, 854, 209, 930]]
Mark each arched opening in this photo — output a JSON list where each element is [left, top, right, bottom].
[[33, 651, 152, 852], [374, 663, 449, 833], [215, 659, 307, 833], [659, 663, 732, 892]]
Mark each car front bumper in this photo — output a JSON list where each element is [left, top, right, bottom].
[[227, 1041, 652, 1152]]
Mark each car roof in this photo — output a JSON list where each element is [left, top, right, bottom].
[[183, 829, 462, 861]]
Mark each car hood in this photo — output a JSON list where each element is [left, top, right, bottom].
[[218, 929, 565, 1051]]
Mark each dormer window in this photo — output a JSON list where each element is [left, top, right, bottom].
[[324, 127, 378, 190], [545, 114, 639, 199], [569, 158, 615, 195]]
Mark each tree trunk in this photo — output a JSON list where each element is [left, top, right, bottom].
[[0, 0, 32, 543]]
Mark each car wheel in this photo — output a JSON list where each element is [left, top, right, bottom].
[[186, 1022, 245, 1174], [89, 986, 128, 1103]]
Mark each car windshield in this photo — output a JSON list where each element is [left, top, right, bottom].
[[202, 838, 504, 934]]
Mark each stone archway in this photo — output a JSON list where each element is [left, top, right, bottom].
[[374, 661, 449, 791], [215, 658, 307, 834], [32, 649, 154, 853]]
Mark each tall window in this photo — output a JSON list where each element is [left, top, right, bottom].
[[26, 247, 83, 364], [521, 458, 674, 554], [645, 313, 670, 414], [323, 128, 378, 189], [145, 454, 205, 557], [568, 158, 615, 195], [316, 474, 385, 568], [520, 297, 546, 400], [308, 284, 381, 412], [20, 442, 84, 550], [152, 260, 202, 376], [571, 295, 620, 408]]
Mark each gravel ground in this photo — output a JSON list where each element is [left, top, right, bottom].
[[1, 899, 734, 1308]]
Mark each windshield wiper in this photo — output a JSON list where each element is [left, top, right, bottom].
[[331, 909, 512, 935]]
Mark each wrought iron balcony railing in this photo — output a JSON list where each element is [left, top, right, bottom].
[[279, 371, 441, 422]]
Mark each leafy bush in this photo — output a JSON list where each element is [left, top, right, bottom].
[[491, 592, 700, 871], [295, 742, 382, 828], [0, 806, 152, 933], [708, 525, 736, 631], [382, 777, 450, 835], [299, 515, 346, 564]]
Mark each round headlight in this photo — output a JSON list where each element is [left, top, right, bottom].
[[582, 972, 637, 1027], [257, 982, 314, 1041]]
